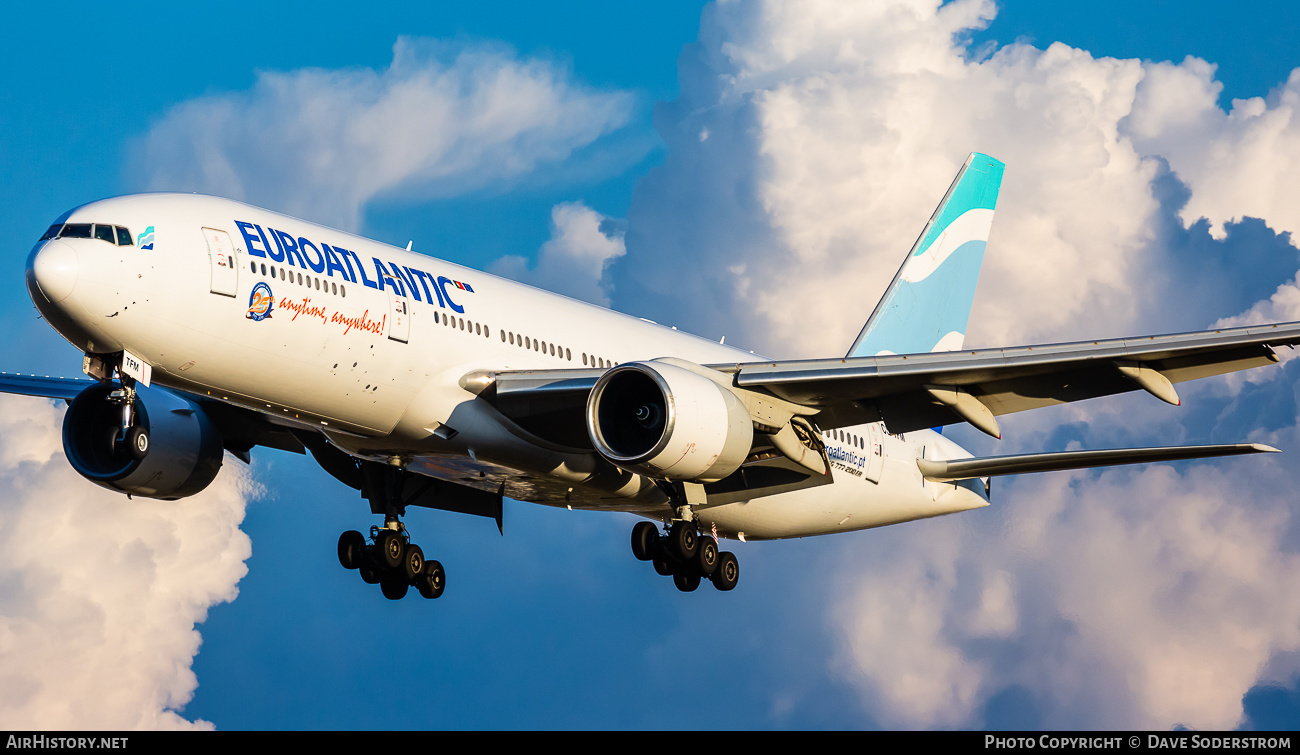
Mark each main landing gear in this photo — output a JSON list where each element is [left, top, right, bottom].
[[630, 520, 739, 592], [337, 523, 445, 600], [334, 460, 451, 600]]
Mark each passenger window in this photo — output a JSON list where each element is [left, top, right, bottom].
[[59, 224, 92, 239], [116, 226, 132, 246], [93, 224, 115, 243]]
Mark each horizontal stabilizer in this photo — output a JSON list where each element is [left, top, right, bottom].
[[917, 443, 1278, 482]]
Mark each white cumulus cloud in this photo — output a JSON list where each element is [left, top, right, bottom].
[[131, 37, 638, 231], [0, 396, 256, 730], [491, 201, 626, 306], [610, 0, 1300, 730]]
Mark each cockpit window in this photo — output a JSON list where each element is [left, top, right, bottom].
[[39, 223, 135, 246]]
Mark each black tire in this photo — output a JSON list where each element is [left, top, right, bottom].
[[402, 543, 424, 583], [673, 570, 701, 592], [669, 521, 697, 561], [696, 535, 719, 576], [126, 426, 149, 460], [380, 574, 409, 600], [631, 521, 658, 561], [105, 426, 124, 459], [337, 530, 365, 570], [417, 560, 445, 599], [652, 557, 673, 576], [359, 560, 382, 585], [375, 529, 404, 570], [711, 551, 739, 591]]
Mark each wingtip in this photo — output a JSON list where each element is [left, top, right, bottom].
[[1251, 443, 1282, 453]]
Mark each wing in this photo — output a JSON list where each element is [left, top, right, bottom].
[[728, 320, 1300, 436], [467, 320, 1300, 442], [0, 371, 306, 459], [0, 372, 95, 400]]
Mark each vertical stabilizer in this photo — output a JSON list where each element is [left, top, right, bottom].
[[847, 153, 1004, 358]]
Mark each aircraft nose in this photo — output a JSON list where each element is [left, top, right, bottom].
[[29, 239, 79, 304]]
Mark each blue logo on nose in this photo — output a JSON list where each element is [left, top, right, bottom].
[[138, 226, 155, 250]]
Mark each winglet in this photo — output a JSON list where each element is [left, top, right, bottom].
[[848, 152, 1004, 358]]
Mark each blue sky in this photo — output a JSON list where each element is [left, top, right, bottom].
[[4, 0, 1300, 730]]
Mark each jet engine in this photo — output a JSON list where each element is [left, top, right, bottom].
[[63, 383, 224, 500], [586, 360, 753, 483]]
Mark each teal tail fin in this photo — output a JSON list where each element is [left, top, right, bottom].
[[847, 152, 1004, 358]]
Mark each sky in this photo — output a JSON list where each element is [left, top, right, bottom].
[[3, 0, 1300, 731]]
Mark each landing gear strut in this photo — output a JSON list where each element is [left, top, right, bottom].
[[105, 375, 148, 461], [336, 462, 446, 600]]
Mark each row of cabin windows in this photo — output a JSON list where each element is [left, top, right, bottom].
[[434, 310, 491, 340], [833, 428, 867, 450], [499, 328, 615, 368], [253, 261, 347, 298], [41, 223, 134, 246], [246, 259, 618, 368], [432, 310, 618, 368]]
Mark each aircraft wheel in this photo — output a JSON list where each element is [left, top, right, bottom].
[[631, 521, 658, 561], [338, 530, 365, 570], [105, 426, 126, 460], [652, 556, 673, 576], [711, 552, 739, 591], [359, 560, 382, 585], [673, 570, 701, 592], [126, 426, 149, 460], [669, 521, 697, 562], [696, 535, 719, 576], [417, 560, 446, 600], [375, 529, 404, 570], [380, 574, 409, 600], [402, 543, 425, 583]]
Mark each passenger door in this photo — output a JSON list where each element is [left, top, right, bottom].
[[388, 290, 410, 343], [864, 423, 884, 483], [203, 228, 238, 297]]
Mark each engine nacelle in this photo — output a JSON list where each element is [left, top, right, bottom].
[[586, 360, 753, 483], [63, 383, 224, 500]]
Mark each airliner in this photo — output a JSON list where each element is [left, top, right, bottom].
[[10, 153, 1297, 600]]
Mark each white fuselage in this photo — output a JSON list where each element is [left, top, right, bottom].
[[26, 193, 989, 540]]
